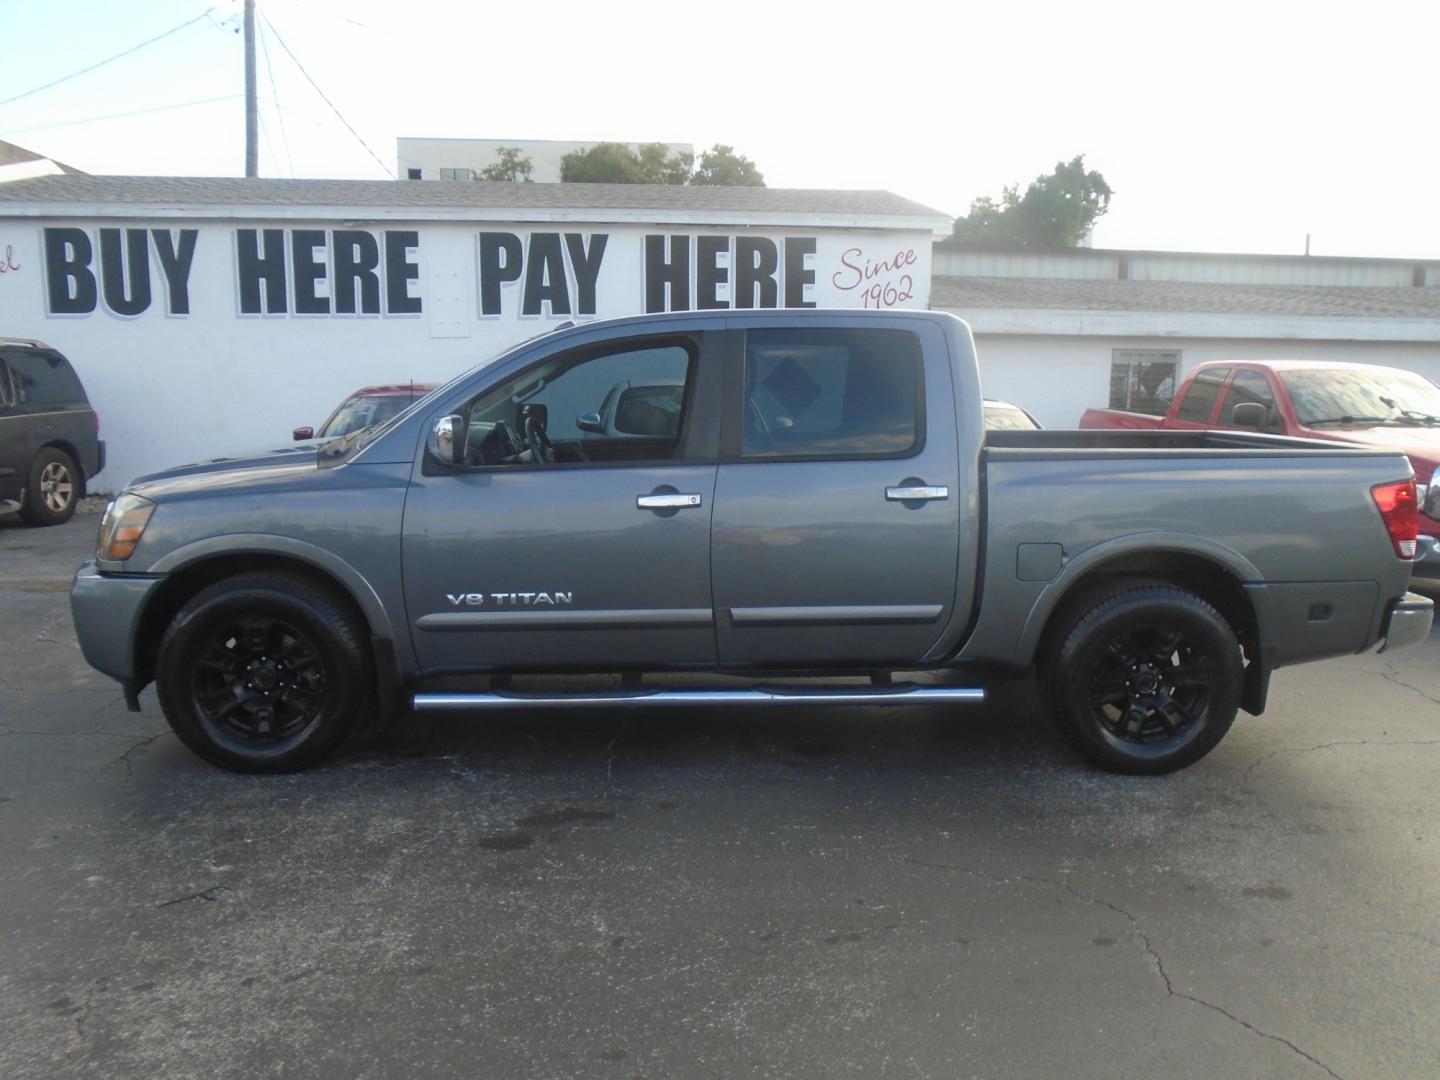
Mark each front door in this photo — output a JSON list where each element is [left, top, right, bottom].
[[402, 331, 720, 674], [712, 320, 963, 668]]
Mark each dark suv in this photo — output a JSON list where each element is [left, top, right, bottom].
[[0, 338, 103, 525]]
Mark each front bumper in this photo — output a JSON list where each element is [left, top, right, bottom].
[[1377, 591, 1434, 654], [69, 560, 163, 684]]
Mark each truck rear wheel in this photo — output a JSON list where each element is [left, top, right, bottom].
[[1042, 584, 1241, 774], [155, 572, 371, 773]]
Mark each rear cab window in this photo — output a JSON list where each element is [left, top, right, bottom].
[[1174, 368, 1231, 423], [740, 327, 923, 460]]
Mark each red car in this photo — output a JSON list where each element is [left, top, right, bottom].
[[293, 383, 437, 441], [1082, 359, 1440, 581]]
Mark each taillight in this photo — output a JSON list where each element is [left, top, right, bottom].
[[92, 411, 100, 432], [1372, 479, 1419, 559]]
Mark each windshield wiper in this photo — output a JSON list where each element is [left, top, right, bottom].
[[1306, 415, 1395, 426]]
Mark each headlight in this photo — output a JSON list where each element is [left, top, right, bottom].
[[96, 494, 156, 561]]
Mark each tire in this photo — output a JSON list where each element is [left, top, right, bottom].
[[1041, 584, 1242, 775], [155, 572, 372, 773], [19, 447, 78, 526]]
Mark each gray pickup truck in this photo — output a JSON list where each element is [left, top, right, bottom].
[[70, 310, 1433, 775]]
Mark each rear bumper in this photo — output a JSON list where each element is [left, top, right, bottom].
[[69, 560, 162, 682], [1378, 592, 1434, 654]]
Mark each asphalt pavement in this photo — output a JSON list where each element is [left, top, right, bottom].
[[2, 512, 1438, 1079]]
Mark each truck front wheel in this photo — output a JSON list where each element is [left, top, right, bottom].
[[154, 572, 372, 773], [1042, 584, 1241, 774]]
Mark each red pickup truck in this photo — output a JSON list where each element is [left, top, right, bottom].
[[1081, 360, 1440, 582]]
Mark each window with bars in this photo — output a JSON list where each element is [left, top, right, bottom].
[[1109, 349, 1179, 414]]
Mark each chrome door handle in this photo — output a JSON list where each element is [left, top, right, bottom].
[[886, 485, 949, 502], [637, 493, 703, 510]]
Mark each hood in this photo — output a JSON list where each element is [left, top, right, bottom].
[[1300, 425, 1440, 481], [128, 441, 322, 495]]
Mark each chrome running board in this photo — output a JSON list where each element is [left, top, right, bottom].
[[412, 685, 985, 712]]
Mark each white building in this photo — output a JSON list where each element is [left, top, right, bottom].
[[0, 174, 946, 489], [932, 246, 1440, 427], [396, 138, 695, 183]]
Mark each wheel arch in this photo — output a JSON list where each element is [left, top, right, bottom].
[[134, 536, 400, 689], [1020, 535, 1269, 714]]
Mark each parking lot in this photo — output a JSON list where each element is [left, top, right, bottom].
[[0, 513, 1437, 1079]]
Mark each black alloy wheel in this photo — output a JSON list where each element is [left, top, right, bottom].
[[156, 572, 372, 773], [1044, 584, 1242, 774], [1087, 622, 1212, 745], [190, 615, 330, 754]]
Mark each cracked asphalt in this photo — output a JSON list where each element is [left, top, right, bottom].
[[3, 515, 1439, 1079]]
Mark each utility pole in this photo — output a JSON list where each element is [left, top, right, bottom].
[[244, 0, 258, 177]]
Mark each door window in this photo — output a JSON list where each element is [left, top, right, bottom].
[[1219, 370, 1278, 427], [1174, 368, 1230, 423], [0, 362, 12, 408], [741, 327, 922, 460], [458, 339, 695, 467]]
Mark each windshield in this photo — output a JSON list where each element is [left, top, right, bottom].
[[1281, 368, 1440, 426], [983, 403, 1040, 431], [319, 394, 420, 438]]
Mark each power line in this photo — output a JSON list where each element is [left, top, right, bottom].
[[256, 16, 294, 178], [0, 8, 216, 110], [1, 94, 241, 135], [258, 11, 393, 178]]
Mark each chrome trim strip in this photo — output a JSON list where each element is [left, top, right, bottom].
[[728, 604, 944, 626], [416, 608, 714, 632], [413, 686, 987, 711]]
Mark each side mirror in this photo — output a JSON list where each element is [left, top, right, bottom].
[[576, 411, 604, 434], [292, 426, 314, 441], [426, 414, 465, 466], [1231, 402, 1268, 429]]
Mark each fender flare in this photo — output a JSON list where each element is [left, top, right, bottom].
[[1012, 531, 1270, 667], [147, 533, 399, 647]]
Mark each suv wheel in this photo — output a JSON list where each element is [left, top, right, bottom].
[[155, 572, 372, 773], [20, 447, 78, 526], [1042, 584, 1242, 774]]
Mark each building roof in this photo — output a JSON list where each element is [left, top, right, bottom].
[[0, 139, 84, 175], [931, 275, 1440, 319], [0, 174, 949, 230]]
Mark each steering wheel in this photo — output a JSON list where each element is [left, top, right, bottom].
[[523, 411, 554, 464]]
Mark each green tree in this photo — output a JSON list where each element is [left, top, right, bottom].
[[560, 141, 693, 184], [691, 143, 765, 187], [947, 155, 1112, 247], [476, 146, 534, 182]]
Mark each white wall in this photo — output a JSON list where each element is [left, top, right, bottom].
[[0, 215, 932, 488], [973, 334, 1440, 429]]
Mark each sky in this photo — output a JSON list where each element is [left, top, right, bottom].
[[2, 0, 1438, 259]]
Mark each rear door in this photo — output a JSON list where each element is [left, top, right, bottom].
[[401, 329, 723, 674], [711, 318, 963, 668]]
